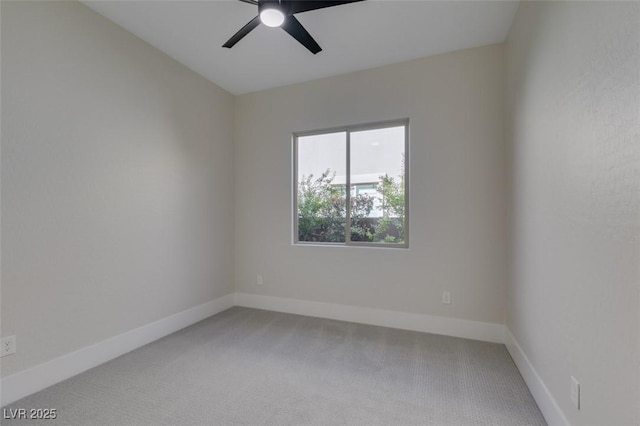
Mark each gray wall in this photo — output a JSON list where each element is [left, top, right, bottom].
[[1, 1, 235, 377], [234, 45, 508, 325], [506, 2, 640, 424]]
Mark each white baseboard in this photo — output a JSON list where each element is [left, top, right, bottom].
[[0, 293, 235, 407], [505, 328, 569, 426], [234, 293, 506, 344]]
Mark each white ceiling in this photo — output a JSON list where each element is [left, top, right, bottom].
[[83, 0, 519, 95]]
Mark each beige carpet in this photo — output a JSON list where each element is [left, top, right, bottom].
[[2, 307, 546, 425]]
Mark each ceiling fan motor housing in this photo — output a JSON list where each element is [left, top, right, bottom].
[[258, 0, 289, 16]]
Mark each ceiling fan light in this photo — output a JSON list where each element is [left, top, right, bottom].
[[260, 8, 285, 27]]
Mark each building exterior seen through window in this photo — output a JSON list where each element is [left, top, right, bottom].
[[294, 120, 408, 247]]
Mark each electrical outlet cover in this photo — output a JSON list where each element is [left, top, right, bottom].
[[1, 335, 16, 357], [570, 376, 580, 409]]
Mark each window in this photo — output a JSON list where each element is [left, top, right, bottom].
[[294, 120, 408, 247]]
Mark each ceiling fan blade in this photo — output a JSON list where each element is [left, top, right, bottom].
[[222, 16, 261, 48], [237, 0, 259, 5], [284, 0, 363, 15], [281, 15, 322, 54]]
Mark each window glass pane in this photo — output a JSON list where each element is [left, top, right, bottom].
[[350, 126, 406, 243], [297, 132, 347, 242]]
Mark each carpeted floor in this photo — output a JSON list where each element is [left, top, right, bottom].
[[2, 307, 546, 425]]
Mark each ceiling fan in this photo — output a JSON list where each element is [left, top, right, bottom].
[[223, 0, 364, 54]]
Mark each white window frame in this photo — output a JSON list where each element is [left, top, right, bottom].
[[293, 118, 410, 248]]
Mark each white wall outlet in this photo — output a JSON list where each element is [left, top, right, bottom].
[[256, 275, 263, 285], [570, 376, 580, 409], [1, 335, 16, 357], [442, 291, 451, 304]]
